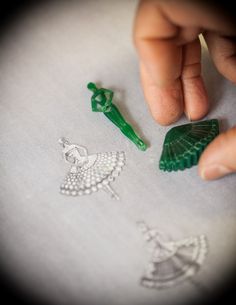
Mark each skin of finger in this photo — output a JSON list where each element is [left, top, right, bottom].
[[134, 1, 236, 39], [157, 0, 236, 35], [134, 1, 178, 42], [136, 39, 183, 87], [140, 62, 183, 125], [134, 0, 183, 86], [134, 1, 209, 125], [204, 32, 236, 84], [198, 126, 236, 180], [134, 1, 184, 124], [134, 0, 235, 126], [181, 38, 209, 120]]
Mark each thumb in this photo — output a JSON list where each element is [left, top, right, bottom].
[[198, 126, 236, 180]]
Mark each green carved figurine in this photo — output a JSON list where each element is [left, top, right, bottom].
[[87, 82, 147, 151]]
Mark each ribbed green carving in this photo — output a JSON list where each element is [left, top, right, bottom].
[[159, 119, 219, 172]]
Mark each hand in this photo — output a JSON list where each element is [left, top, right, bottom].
[[134, 0, 236, 180]]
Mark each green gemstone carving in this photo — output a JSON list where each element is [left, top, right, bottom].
[[87, 82, 147, 151], [159, 119, 219, 172]]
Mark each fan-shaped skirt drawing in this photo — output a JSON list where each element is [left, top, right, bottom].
[[141, 235, 208, 289], [60, 151, 125, 196]]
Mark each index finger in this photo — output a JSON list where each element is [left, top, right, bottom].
[[134, 1, 184, 125]]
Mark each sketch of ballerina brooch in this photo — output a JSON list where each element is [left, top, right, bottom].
[[58, 138, 125, 200], [138, 222, 208, 289]]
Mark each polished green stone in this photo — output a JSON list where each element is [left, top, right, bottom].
[[159, 119, 219, 171], [87, 82, 147, 151]]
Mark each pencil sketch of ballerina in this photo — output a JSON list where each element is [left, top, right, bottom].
[[138, 221, 208, 289], [58, 138, 125, 200]]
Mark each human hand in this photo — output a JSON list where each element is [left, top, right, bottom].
[[134, 0, 236, 180]]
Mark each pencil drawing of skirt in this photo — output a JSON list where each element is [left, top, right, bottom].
[[60, 151, 125, 199]]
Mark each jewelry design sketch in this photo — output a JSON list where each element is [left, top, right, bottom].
[[58, 138, 125, 200], [138, 221, 208, 289]]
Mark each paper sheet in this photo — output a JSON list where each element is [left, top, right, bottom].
[[0, 1, 236, 304]]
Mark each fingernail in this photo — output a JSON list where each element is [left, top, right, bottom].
[[200, 164, 232, 180]]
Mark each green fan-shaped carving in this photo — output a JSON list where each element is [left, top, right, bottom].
[[159, 119, 219, 172]]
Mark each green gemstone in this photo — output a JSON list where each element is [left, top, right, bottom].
[[159, 119, 219, 172], [87, 82, 148, 151]]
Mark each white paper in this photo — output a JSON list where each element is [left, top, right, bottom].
[[0, 1, 236, 304]]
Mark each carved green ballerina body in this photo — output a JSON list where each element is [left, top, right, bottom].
[[87, 82, 147, 151]]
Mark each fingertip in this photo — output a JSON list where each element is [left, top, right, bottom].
[[199, 164, 232, 181], [140, 62, 184, 125], [146, 85, 184, 125], [198, 126, 236, 180], [182, 76, 210, 122]]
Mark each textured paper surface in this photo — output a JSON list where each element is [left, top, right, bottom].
[[0, 1, 236, 304]]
